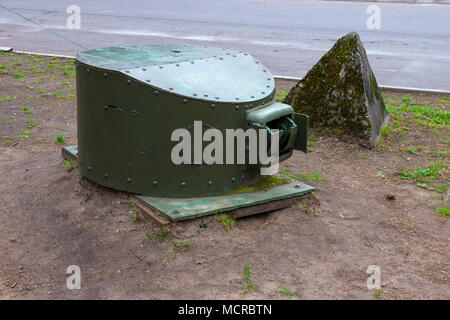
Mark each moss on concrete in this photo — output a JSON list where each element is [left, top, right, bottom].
[[285, 32, 388, 147], [228, 175, 290, 194]]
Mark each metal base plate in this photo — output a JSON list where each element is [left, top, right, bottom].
[[136, 181, 314, 221], [62, 145, 315, 221]]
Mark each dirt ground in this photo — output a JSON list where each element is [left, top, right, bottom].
[[0, 52, 448, 300]]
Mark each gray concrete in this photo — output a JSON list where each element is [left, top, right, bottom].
[[1, 0, 450, 91]]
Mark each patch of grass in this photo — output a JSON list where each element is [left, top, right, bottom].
[[26, 118, 37, 127], [436, 207, 449, 216], [173, 240, 191, 253], [238, 265, 262, 296], [433, 151, 445, 158], [386, 103, 449, 129], [376, 172, 385, 179], [55, 135, 66, 144], [144, 228, 171, 240], [4, 138, 12, 145], [437, 183, 449, 194], [52, 91, 66, 99], [199, 221, 209, 228], [279, 169, 299, 180], [439, 136, 449, 145], [216, 214, 236, 231], [13, 72, 24, 78], [22, 106, 31, 114], [375, 289, 382, 297], [301, 172, 327, 182], [307, 133, 319, 147], [16, 130, 30, 138], [276, 91, 288, 103], [405, 146, 424, 154], [127, 199, 133, 207], [30, 66, 44, 73], [401, 96, 411, 103], [278, 286, 298, 298], [376, 136, 391, 151], [129, 212, 138, 224], [398, 161, 445, 183], [61, 158, 77, 172], [381, 124, 390, 137], [309, 133, 319, 141]]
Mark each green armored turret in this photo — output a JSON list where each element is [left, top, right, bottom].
[[74, 45, 308, 197]]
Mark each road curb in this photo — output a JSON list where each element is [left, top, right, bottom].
[[10, 50, 76, 59], [274, 76, 450, 96], [3, 48, 449, 96]]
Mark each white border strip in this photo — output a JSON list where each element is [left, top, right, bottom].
[[11, 50, 76, 59], [274, 75, 450, 95], [4, 49, 450, 95]]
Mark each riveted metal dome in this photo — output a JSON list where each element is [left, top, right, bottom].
[[74, 44, 307, 198], [76, 45, 275, 104]]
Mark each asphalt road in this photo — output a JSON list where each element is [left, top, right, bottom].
[[1, 0, 450, 90]]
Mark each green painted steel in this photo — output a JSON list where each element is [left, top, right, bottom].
[[75, 45, 308, 197], [247, 102, 293, 124], [293, 113, 309, 153], [77, 45, 227, 71], [136, 180, 315, 221], [76, 45, 274, 104]]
